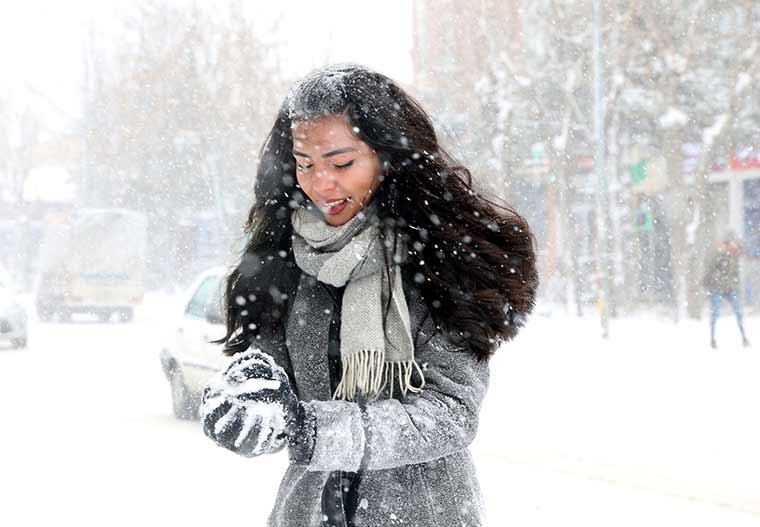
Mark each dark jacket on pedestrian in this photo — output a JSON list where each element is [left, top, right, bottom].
[[703, 246, 741, 294]]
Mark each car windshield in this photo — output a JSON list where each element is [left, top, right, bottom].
[[186, 274, 223, 319]]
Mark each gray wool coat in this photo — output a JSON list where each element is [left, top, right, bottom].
[[258, 272, 490, 527]]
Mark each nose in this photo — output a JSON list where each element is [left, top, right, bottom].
[[313, 166, 337, 194]]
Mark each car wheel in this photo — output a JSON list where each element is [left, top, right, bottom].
[[57, 308, 72, 323], [170, 367, 199, 420], [117, 307, 134, 323], [11, 337, 27, 349], [37, 305, 54, 322]]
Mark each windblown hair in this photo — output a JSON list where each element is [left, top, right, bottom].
[[217, 64, 538, 361]]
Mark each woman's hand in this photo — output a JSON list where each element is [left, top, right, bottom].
[[200, 348, 298, 457]]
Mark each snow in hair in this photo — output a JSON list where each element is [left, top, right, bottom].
[[285, 63, 371, 121]]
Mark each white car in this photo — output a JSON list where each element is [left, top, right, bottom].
[[160, 267, 232, 419], [0, 266, 28, 349]]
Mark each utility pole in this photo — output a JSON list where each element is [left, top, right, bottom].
[[593, 0, 611, 339]]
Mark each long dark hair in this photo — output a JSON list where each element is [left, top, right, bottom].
[[217, 64, 538, 361]]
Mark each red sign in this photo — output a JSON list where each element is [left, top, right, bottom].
[[730, 156, 760, 171]]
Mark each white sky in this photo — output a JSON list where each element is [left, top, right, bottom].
[[0, 0, 413, 134]]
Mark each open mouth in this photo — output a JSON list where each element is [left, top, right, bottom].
[[323, 197, 352, 215]]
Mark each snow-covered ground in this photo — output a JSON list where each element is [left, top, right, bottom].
[[1, 294, 759, 526]]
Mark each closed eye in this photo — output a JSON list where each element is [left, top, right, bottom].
[[296, 160, 353, 172]]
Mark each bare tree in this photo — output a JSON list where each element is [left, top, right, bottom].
[[82, 2, 285, 286]]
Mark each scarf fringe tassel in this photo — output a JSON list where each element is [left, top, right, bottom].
[[332, 349, 426, 401]]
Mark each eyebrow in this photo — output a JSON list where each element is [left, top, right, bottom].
[[292, 146, 357, 159]]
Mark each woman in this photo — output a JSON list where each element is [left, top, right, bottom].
[[201, 64, 538, 527]]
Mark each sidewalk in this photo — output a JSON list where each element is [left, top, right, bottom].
[[474, 311, 760, 523]]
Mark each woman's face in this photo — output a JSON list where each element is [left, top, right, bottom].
[[292, 114, 382, 226]]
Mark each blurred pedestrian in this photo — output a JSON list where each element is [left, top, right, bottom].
[[198, 64, 538, 527], [702, 230, 750, 349]]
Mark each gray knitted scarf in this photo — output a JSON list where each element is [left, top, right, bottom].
[[291, 204, 425, 401]]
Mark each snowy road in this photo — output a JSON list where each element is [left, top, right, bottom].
[[1, 297, 759, 526]]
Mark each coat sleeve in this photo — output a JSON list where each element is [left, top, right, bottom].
[[298, 309, 490, 472], [702, 251, 717, 290]]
